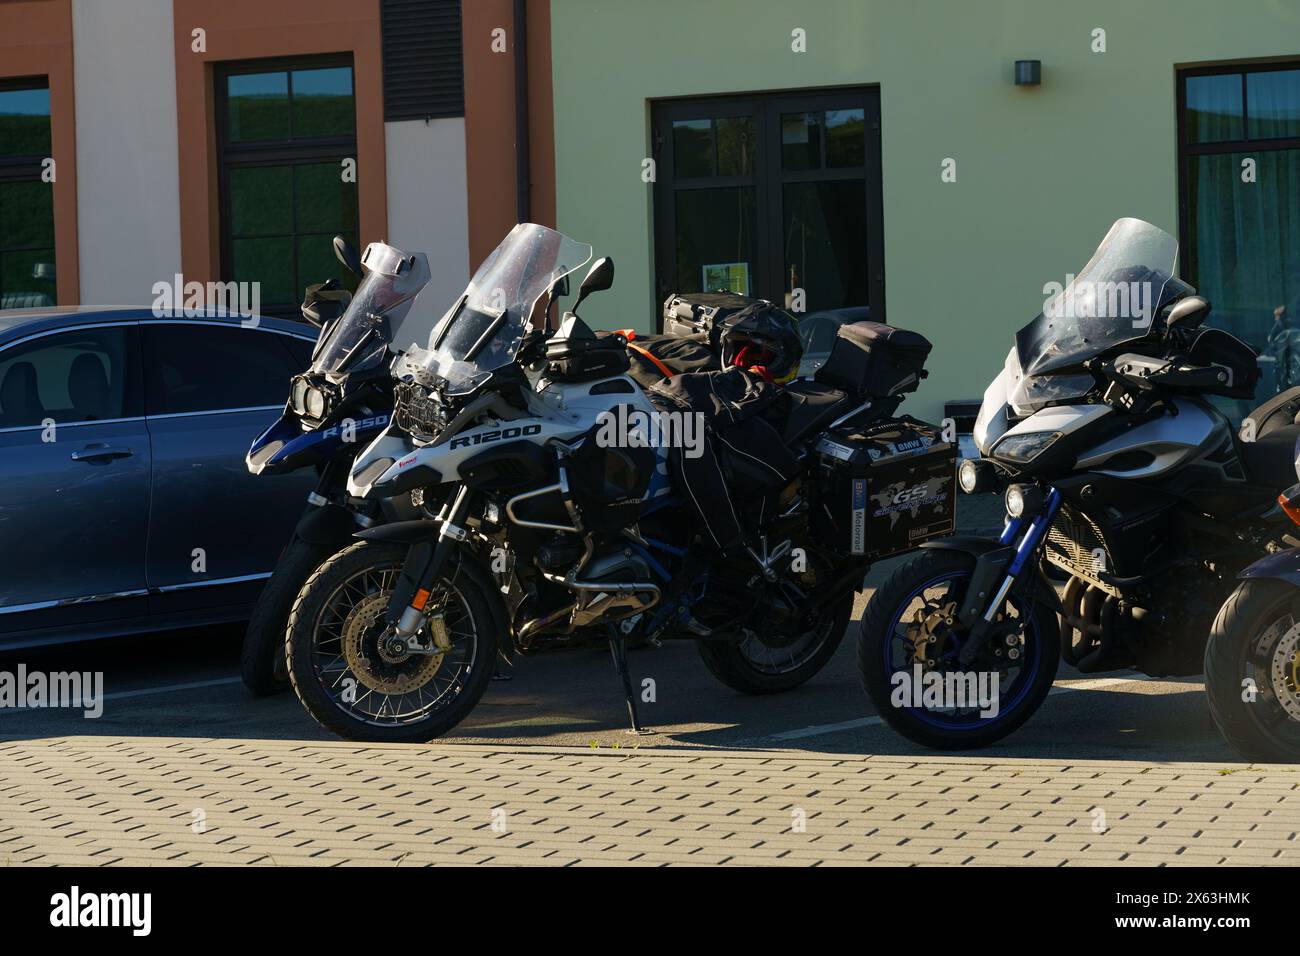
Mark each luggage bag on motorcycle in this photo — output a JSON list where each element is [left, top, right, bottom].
[[622, 332, 719, 388], [815, 321, 932, 398], [662, 292, 771, 349], [810, 416, 956, 559]]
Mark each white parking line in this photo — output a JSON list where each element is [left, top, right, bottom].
[[0, 676, 242, 716], [763, 675, 1148, 742]]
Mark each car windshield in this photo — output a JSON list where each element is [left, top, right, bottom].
[[403, 223, 593, 392], [309, 242, 431, 380], [1009, 218, 1188, 413]]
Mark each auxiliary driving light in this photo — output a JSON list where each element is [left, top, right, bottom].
[[1005, 482, 1044, 518]]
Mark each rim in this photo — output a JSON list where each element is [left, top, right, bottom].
[[309, 560, 479, 728], [736, 613, 839, 675], [1234, 601, 1300, 750], [882, 570, 1042, 730]]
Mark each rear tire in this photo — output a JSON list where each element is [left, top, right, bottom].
[[241, 536, 336, 696], [1205, 578, 1300, 762], [696, 595, 850, 694], [858, 548, 1059, 750], [286, 540, 496, 743]]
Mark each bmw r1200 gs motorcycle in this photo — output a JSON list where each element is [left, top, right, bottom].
[[859, 217, 1298, 749], [240, 237, 423, 695], [284, 223, 956, 742]]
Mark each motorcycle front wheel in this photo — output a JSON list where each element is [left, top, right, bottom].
[[858, 548, 1058, 750], [1204, 578, 1300, 762], [286, 540, 496, 743], [241, 536, 337, 696]]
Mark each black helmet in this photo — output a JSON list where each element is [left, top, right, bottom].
[[719, 302, 803, 384]]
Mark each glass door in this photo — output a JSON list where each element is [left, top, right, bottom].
[[653, 87, 883, 323]]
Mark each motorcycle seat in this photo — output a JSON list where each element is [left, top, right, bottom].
[[1238, 421, 1300, 490], [770, 379, 854, 445]]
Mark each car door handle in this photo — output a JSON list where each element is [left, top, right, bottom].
[[71, 445, 134, 463]]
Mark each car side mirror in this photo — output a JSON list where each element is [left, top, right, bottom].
[[571, 257, 614, 313], [333, 235, 362, 277], [1165, 295, 1210, 332]]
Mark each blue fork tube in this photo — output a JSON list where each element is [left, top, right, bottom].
[[982, 486, 1061, 622]]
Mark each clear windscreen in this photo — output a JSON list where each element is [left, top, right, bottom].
[[310, 243, 431, 378], [408, 223, 593, 388], [1009, 218, 1186, 414]]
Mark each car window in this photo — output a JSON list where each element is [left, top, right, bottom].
[[0, 326, 138, 428], [143, 323, 311, 415]]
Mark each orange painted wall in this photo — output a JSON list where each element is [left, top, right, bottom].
[[172, 0, 387, 284]]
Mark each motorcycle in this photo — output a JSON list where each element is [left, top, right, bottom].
[[1204, 414, 1300, 761], [240, 237, 423, 695], [283, 222, 956, 743], [858, 217, 1298, 749]]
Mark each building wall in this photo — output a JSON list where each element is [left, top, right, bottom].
[[384, 116, 469, 329], [71, 0, 181, 304], [549, 0, 1300, 421]]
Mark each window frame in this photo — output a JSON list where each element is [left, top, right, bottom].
[[1176, 59, 1300, 287], [214, 54, 359, 318], [0, 76, 56, 308], [651, 86, 884, 322]]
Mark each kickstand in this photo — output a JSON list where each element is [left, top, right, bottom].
[[607, 625, 652, 735]]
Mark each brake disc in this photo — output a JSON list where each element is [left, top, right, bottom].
[[341, 592, 444, 695], [1268, 622, 1300, 722], [907, 601, 957, 666]]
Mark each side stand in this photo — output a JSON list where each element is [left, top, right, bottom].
[[607, 625, 652, 735]]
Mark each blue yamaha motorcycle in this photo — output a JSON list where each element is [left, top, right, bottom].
[[240, 237, 426, 694]]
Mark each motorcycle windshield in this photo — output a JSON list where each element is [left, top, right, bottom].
[[1010, 218, 1183, 413], [407, 223, 593, 392], [309, 243, 432, 379]]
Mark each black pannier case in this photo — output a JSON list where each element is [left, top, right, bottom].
[[815, 321, 932, 398], [662, 292, 770, 349], [811, 416, 956, 560]]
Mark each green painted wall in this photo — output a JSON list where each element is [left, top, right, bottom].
[[549, 0, 1300, 421]]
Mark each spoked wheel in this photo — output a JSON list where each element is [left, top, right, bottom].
[[1205, 579, 1300, 762], [286, 540, 495, 742], [858, 549, 1058, 749]]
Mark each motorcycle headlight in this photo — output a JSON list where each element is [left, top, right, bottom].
[[992, 431, 1061, 465], [1005, 482, 1045, 518], [305, 385, 328, 420], [291, 377, 309, 415]]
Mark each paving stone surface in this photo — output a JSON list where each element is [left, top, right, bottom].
[[0, 737, 1295, 866]]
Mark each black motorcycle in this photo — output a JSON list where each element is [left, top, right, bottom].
[[239, 237, 422, 694]]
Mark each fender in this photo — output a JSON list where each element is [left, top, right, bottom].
[[355, 518, 440, 544], [919, 535, 1063, 614], [294, 502, 362, 546], [1238, 548, 1300, 587]]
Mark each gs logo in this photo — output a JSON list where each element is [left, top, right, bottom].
[[892, 483, 930, 505]]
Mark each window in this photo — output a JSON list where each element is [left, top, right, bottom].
[[0, 327, 139, 428], [653, 89, 883, 321], [142, 324, 311, 415], [0, 79, 55, 310], [1179, 63, 1300, 404], [216, 57, 359, 317]]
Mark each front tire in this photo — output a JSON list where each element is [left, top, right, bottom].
[[241, 536, 336, 696], [1205, 578, 1300, 762], [858, 548, 1059, 750], [286, 540, 496, 743]]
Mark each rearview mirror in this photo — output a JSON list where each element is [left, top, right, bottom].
[[572, 257, 614, 313], [1165, 295, 1210, 331], [333, 235, 362, 277]]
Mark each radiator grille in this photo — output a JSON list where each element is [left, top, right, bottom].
[[1045, 505, 1117, 594]]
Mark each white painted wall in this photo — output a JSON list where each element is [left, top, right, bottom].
[[383, 117, 469, 335], [71, 0, 181, 305]]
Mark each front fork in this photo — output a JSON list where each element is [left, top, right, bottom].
[[386, 484, 473, 644], [956, 486, 1061, 665]]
